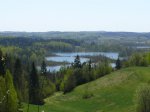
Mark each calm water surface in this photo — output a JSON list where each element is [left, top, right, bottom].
[[45, 52, 118, 72]]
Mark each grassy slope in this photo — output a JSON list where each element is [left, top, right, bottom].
[[25, 67, 150, 112]]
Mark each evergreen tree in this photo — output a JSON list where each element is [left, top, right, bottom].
[[13, 58, 24, 101], [41, 60, 47, 75], [73, 55, 81, 68], [5, 70, 18, 112], [0, 50, 5, 76], [13, 58, 22, 88], [29, 62, 41, 105], [115, 58, 121, 69], [0, 76, 6, 112], [39, 60, 47, 102], [88, 59, 92, 71], [5, 54, 13, 74]]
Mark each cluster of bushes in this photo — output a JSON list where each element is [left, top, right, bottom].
[[124, 52, 150, 67], [56, 56, 112, 94]]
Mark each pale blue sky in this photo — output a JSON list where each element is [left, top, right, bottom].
[[0, 0, 150, 32]]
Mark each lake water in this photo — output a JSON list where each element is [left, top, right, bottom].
[[55, 52, 119, 60], [46, 52, 119, 63], [136, 46, 150, 49], [46, 65, 64, 72], [45, 52, 118, 72], [46, 56, 89, 63]]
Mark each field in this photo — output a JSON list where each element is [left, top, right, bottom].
[[24, 67, 150, 112]]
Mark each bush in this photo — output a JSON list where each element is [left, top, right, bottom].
[[135, 84, 150, 112], [60, 69, 76, 94], [82, 92, 93, 99], [82, 85, 94, 99]]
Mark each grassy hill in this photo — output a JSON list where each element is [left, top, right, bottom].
[[25, 67, 150, 112]]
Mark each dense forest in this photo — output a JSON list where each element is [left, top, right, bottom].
[[1, 31, 150, 55]]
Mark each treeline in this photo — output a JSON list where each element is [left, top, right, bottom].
[[0, 37, 43, 47], [0, 37, 81, 47], [0, 36, 139, 55], [0, 37, 81, 52], [0, 45, 45, 66], [34, 41, 75, 52]]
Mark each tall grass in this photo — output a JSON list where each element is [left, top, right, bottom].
[[135, 84, 150, 112]]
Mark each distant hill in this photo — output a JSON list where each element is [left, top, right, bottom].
[[0, 31, 150, 39], [24, 67, 150, 112]]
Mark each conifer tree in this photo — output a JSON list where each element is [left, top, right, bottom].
[[5, 54, 13, 74], [115, 58, 121, 69], [29, 62, 41, 105], [41, 60, 47, 75], [88, 59, 92, 71], [5, 70, 18, 112], [13, 58, 25, 101], [73, 55, 81, 68], [0, 49, 5, 76]]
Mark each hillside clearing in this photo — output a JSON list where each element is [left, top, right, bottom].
[[25, 67, 150, 112]]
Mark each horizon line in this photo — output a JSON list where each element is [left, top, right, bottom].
[[0, 31, 150, 33]]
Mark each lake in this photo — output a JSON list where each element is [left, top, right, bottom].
[[55, 52, 119, 60], [136, 46, 150, 49], [46, 56, 89, 63], [45, 52, 118, 72]]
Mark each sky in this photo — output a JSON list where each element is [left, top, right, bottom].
[[0, 0, 150, 32]]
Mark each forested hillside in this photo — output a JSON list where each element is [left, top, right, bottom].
[[0, 33, 150, 112]]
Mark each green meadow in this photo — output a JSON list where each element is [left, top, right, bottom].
[[25, 67, 150, 112]]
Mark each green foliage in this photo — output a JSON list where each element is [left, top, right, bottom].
[[40, 76, 56, 98], [29, 62, 42, 105], [82, 92, 93, 99], [0, 49, 6, 76], [13, 58, 23, 101], [0, 76, 6, 112], [0, 46, 22, 56], [135, 84, 150, 112], [73, 55, 82, 68], [116, 58, 121, 69], [60, 58, 112, 94], [25, 67, 150, 112], [82, 85, 93, 99], [41, 60, 47, 75], [94, 62, 112, 78], [60, 69, 76, 93], [34, 41, 74, 52], [17, 102, 24, 112], [81, 65, 91, 82], [5, 70, 18, 112], [125, 53, 149, 67]]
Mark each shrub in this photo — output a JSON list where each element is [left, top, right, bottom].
[[135, 84, 150, 112], [82, 92, 93, 99], [82, 85, 94, 99]]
